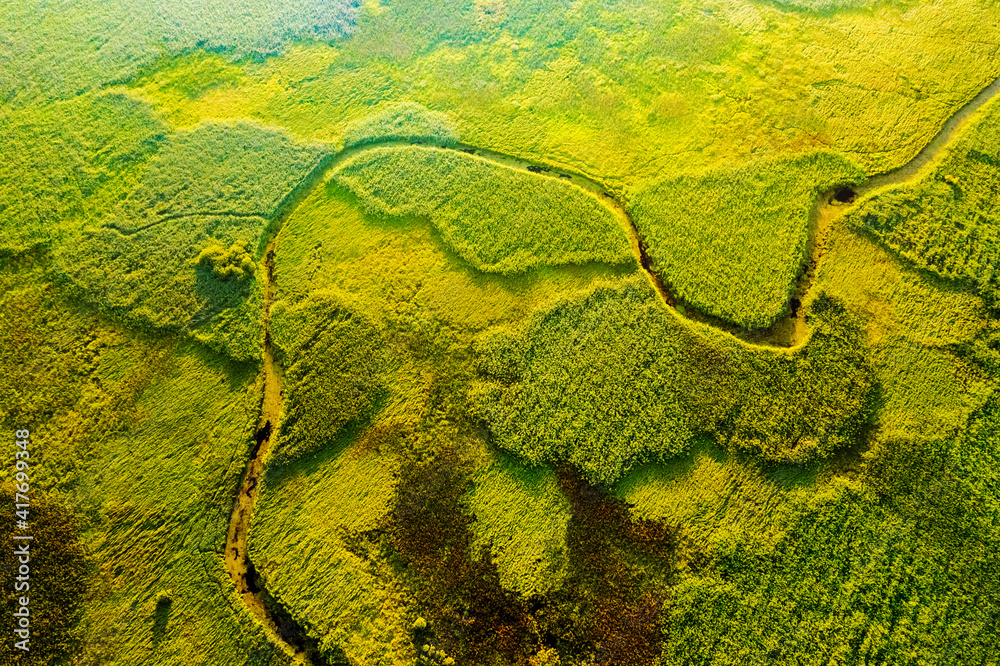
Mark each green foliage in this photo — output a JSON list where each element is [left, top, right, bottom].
[[57, 122, 327, 359], [333, 145, 634, 274], [270, 292, 388, 467], [629, 151, 865, 329], [614, 444, 811, 550], [0, 93, 166, 257], [60, 213, 265, 344], [196, 241, 256, 280], [249, 435, 412, 664], [849, 99, 1000, 303], [107, 121, 328, 233], [342, 101, 459, 148], [475, 280, 875, 483], [658, 472, 1000, 665], [464, 451, 571, 597], [0, 263, 282, 664], [273, 179, 633, 336]]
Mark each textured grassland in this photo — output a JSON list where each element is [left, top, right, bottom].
[[342, 101, 459, 148], [106, 122, 328, 234], [475, 278, 876, 484], [658, 465, 1000, 665], [629, 152, 865, 329], [614, 443, 813, 551], [333, 146, 634, 274], [273, 180, 634, 334], [849, 96, 1000, 304], [0, 93, 166, 257], [2, 0, 358, 103], [0, 489, 92, 665], [818, 206, 992, 443], [464, 450, 572, 597], [269, 292, 388, 467], [250, 436, 413, 665], [126, 0, 1000, 186], [56, 122, 328, 359], [0, 264, 283, 666], [5, 0, 1000, 662]]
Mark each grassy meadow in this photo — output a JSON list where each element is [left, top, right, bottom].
[[849, 95, 1000, 306], [0, 261, 284, 666], [629, 152, 865, 329], [332, 146, 634, 274], [3, 0, 1000, 663]]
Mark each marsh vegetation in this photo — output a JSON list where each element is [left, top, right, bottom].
[[2, 0, 999, 664]]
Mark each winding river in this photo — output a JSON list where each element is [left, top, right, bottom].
[[224, 73, 1000, 663]]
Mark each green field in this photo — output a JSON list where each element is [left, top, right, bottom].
[[629, 152, 865, 329], [332, 145, 634, 274], [849, 95, 1000, 306], [3, 0, 1000, 664]]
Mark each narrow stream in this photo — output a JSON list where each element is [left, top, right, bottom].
[[223, 71, 1000, 660]]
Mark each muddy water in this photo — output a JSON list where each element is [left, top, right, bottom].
[[223, 167, 331, 664]]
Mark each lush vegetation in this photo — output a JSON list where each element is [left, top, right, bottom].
[[5, 0, 1000, 662], [658, 463, 1000, 664], [125, 0, 1000, 184], [273, 179, 634, 335], [269, 292, 388, 467], [342, 101, 459, 148], [0, 262, 283, 665], [0, 489, 94, 665], [333, 145, 634, 274], [250, 435, 410, 665], [55, 122, 328, 360], [464, 451, 572, 597], [0, 93, 166, 258], [475, 279, 876, 483], [105, 121, 328, 235], [850, 98, 1000, 304], [629, 152, 865, 329], [3, 0, 358, 103]]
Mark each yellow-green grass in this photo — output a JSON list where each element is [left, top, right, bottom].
[[0, 93, 166, 257], [817, 214, 993, 443], [124, 0, 999, 187], [272, 178, 636, 334], [56, 122, 329, 359], [332, 145, 634, 274], [268, 292, 388, 467], [0, 488, 93, 665], [2, 0, 357, 103], [0, 265, 283, 665], [659, 395, 1000, 666], [613, 443, 814, 555], [848, 95, 1000, 303], [59, 213, 266, 360], [464, 450, 572, 598], [475, 278, 876, 484], [629, 151, 864, 329], [105, 122, 328, 235], [249, 435, 415, 665], [342, 101, 459, 148]]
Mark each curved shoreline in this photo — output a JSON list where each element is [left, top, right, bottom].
[[223, 72, 1000, 660]]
